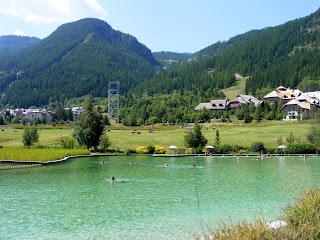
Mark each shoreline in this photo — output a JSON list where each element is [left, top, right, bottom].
[[0, 153, 315, 170]]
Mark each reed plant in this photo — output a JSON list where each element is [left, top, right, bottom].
[[0, 147, 89, 162], [196, 189, 320, 240]]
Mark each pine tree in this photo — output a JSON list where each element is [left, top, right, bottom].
[[74, 95, 104, 150], [215, 130, 220, 145], [184, 122, 208, 150]]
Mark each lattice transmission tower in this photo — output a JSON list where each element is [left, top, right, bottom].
[[108, 81, 120, 123]]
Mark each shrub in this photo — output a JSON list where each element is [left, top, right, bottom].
[[22, 126, 39, 147], [135, 146, 149, 154], [185, 148, 192, 154], [126, 149, 136, 155], [244, 114, 253, 123], [287, 144, 317, 154], [154, 145, 166, 154], [231, 145, 247, 153], [137, 118, 144, 126], [36, 144, 47, 149], [238, 149, 249, 154], [214, 145, 233, 154], [99, 134, 111, 153], [286, 132, 296, 145], [251, 142, 265, 153], [146, 145, 155, 154], [60, 136, 77, 149], [265, 147, 277, 154], [284, 189, 320, 234], [148, 116, 160, 125]]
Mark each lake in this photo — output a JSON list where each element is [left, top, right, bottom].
[[1, 155, 319, 239]]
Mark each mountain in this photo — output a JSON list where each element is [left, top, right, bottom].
[[2, 8, 320, 126], [131, 8, 320, 98], [0, 35, 41, 56], [0, 18, 160, 107]]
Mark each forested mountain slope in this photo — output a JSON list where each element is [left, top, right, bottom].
[[0, 35, 41, 56], [132, 8, 320, 99], [0, 18, 159, 107], [194, 8, 320, 95]]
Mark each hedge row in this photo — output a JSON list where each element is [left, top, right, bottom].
[[211, 143, 318, 154]]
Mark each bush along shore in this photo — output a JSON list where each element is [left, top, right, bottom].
[[196, 189, 320, 240]]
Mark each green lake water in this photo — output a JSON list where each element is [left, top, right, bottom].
[[1, 155, 320, 239]]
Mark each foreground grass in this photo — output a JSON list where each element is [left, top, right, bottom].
[[0, 147, 89, 162], [196, 189, 320, 240]]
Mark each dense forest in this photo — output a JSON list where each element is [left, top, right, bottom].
[[1, 9, 320, 125]]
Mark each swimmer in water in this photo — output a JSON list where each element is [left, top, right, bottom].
[[164, 163, 169, 168], [111, 176, 116, 181]]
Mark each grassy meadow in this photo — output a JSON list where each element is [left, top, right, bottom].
[[221, 74, 247, 100], [0, 120, 313, 153]]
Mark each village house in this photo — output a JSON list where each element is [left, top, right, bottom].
[[9, 108, 55, 122], [195, 94, 259, 112], [69, 107, 85, 120], [195, 99, 228, 113], [262, 86, 302, 104], [281, 91, 320, 120], [228, 94, 261, 108], [0, 106, 87, 124]]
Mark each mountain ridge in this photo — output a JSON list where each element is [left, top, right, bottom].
[[130, 8, 320, 98], [0, 18, 160, 107], [0, 35, 41, 56]]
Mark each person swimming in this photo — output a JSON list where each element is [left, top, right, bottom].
[[111, 176, 116, 181], [164, 163, 169, 168]]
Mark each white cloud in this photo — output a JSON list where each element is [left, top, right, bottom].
[[0, 0, 108, 24], [13, 29, 26, 36]]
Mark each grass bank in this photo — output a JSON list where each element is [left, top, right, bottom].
[[0, 147, 89, 162], [196, 188, 320, 239]]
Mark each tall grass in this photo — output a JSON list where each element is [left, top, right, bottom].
[[196, 189, 320, 239], [0, 147, 89, 162]]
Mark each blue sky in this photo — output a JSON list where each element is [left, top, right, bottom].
[[0, 0, 318, 53]]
